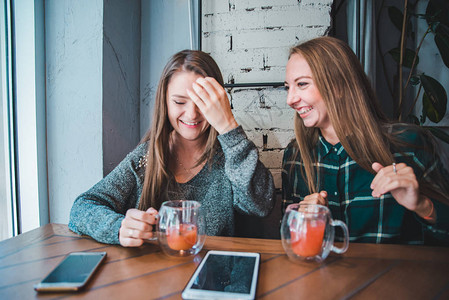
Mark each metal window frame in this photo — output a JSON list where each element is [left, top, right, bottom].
[[11, 0, 48, 234], [1, 0, 18, 239]]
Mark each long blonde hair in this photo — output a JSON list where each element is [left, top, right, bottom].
[[138, 50, 224, 210], [288, 37, 449, 207], [289, 36, 394, 194]]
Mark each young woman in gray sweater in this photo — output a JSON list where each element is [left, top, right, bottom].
[[69, 50, 275, 247]]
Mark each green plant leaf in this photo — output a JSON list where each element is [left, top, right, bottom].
[[420, 74, 447, 123], [410, 76, 420, 86], [423, 126, 449, 144], [435, 32, 449, 68], [426, 0, 449, 27], [430, 21, 440, 33], [407, 115, 420, 125], [436, 23, 449, 35], [420, 114, 427, 124], [388, 6, 404, 32], [388, 48, 419, 68]]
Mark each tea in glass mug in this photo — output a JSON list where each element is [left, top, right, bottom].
[[157, 200, 206, 257], [281, 203, 349, 263]]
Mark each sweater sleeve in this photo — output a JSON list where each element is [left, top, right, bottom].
[[281, 141, 298, 214], [68, 143, 147, 244], [217, 126, 275, 217]]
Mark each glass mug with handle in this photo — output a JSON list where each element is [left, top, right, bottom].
[[280, 203, 349, 263], [156, 200, 206, 257]]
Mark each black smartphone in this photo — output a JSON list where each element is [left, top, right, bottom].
[[182, 250, 260, 300], [34, 251, 107, 292]]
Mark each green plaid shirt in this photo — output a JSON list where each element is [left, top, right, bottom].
[[282, 128, 449, 245]]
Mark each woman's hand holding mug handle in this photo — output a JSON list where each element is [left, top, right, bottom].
[[119, 207, 158, 247]]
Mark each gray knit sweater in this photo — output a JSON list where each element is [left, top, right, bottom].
[[68, 126, 275, 244]]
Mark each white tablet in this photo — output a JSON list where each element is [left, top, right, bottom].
[[182, 250, 260, 300]]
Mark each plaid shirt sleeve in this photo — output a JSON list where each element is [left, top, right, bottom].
[[282, 129, 449, 246]]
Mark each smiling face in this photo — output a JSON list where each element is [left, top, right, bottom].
[[285, 53, 333, 135], [166, 70, 210, 143]]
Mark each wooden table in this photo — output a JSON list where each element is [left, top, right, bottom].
[[1, 224, 448, 299]]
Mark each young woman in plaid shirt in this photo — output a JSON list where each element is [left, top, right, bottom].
[[283, 36, 449, 245]]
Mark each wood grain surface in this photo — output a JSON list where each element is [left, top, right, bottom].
[[1, 224, 448, 299]]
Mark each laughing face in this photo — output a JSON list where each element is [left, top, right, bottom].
[[285, 53, 333, 134], [166, 70, 210, 142]]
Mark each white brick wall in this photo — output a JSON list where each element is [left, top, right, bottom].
[[203, 0, 333, 187]]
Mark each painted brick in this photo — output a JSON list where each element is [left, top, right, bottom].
[[204, 47, 288, 74], [270, 168, 283, 190], [256, 47, 291, 68], [259, 150, 284, 169], [245, 131, 264, 148], [232, 89, 292, 134], [230, 88, 293, 130], [241, 7, 330, 29], [293, 27, 331, 43], [204, 9, 314, 33], [203, 4, 332, 33], [234, 114, 290, 133], [202, 0, 332, 178], [202, 33, 232, 54], [264, 130, 295, 149], [230, 87, 288, 111], [233, 29, 298, 49], [299, 6, 332, 26], [234, 0, 298, 9], [203, 0, 229, 14], [235, 112, 293, 133], [223, 67, 285, 84], [212, 49, 267, 70], [302, 0, 334, 6], [245, 130, 295, 150], [209, 48, 290, 78], [202, 12, 236, 32]]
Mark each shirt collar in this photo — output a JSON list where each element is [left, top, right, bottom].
[[318, 135, 346, 157]]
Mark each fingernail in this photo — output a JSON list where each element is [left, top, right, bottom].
[[146, 207, 157, 214]]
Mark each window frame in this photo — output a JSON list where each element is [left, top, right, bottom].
[[1, 0, 17, 239], [12, 0, 48, 234]]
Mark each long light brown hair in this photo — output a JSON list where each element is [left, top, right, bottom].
[[288, 36, 449, 205], [138, 50, 224, 210]]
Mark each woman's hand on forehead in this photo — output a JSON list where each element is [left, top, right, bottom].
[[187, 77, 238, 134]]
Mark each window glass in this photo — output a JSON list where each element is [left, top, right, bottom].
[[0, 74, 11, 241], [0, 0, 14, 241]]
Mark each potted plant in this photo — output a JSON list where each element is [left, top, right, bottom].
[[378, 0, 449, 143]]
